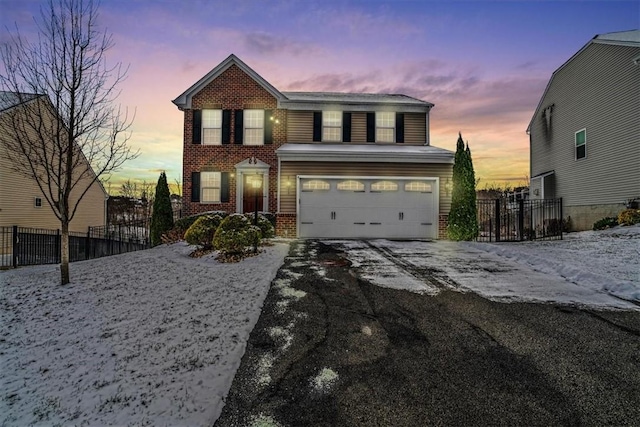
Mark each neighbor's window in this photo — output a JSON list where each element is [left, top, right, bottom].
[[575, 128, 586, 160], [376, 112, 395, 143], [371, 181, 398, 191], [202, 109, 222, 145], [302, 180, 331, 191], [34, 197, 42, 208], [322, 111, 342, 142], [244, 109, 264, 145], [405, 181, 432, 192], [337, 180, 364, 191], [201, 172, 221, 203]]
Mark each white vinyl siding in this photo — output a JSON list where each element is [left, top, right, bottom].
[[201, 172, 221, 203], [376, 112, 395, 143], [322, 111, 342, 142], [202, 109, 222, 145], [244, 109, 264, 146]]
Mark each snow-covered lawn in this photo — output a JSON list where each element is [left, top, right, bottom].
[[0, 241, 289, 426]]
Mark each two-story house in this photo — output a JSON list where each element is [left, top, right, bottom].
[[173, 55, 454, 239], [527, 30, 640, 231], [0, 91, 107, 232]]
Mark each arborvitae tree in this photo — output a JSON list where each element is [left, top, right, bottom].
[[447, 133, 479, 241], [150, 172, 174, 246]]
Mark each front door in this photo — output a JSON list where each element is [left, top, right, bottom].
[[243, 174, 264, 213]]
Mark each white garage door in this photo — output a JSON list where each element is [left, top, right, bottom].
[[298, 177, 438, 239]]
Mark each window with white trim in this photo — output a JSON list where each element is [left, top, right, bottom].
[[371, 181, 398, 191], [201, 172, 221, 203], [244, 109, 264, 145], [405, 181, 432, 192], [323, 111, 342, 142], [202, 109, 222, 145], [337, 180, 364, 191], [575, 128, 586, 160], [376, 112, 395, 143], [302, 180, 331, 191]]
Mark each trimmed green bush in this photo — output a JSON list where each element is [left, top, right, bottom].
[[213, 214, 262, 255], [150, 172, 174, 246], [244, 213, 275, 239], [447, 133, 478, 241], [174, 210, 228, 233], [184, 214, 224, 248], [593, 217, 618, 230], [618, 209, 640, 226]]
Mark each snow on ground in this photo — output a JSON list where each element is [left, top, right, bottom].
[[330, 224, 639, 310], [465, 224, 640, 302], [0, 241, 289, 426]]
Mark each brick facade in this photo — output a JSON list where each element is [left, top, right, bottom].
[[275, 213, 297, 238], [438, 214, 449, 240], [182, 64, 287, 217]]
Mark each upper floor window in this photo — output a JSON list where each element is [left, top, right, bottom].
[[575, 129, 586, 160], [201, 172, 221, 203], [376, 112, 395, 143], [323, 111, 342, 142], [244, 109, 264, 146], [34, 197, 42, 208], [202, 109, 222, 145]]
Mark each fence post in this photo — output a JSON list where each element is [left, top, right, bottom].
[[12, 225, 18, 268], [518, 199, 524, 241], [494, 199, 501, 242], [559, 198, 563, 240], [56, 229, 61, 264], [86, 228, 91, 260]]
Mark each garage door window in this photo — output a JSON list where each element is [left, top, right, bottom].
[[371, 181, 398, 191], [405, 181, 432, 192], [337, 180, 364, 191], [302, 180, 330, 191]]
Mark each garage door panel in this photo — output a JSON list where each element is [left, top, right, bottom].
[[299, 177, 437, 239]]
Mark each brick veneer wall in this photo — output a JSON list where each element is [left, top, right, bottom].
[[275, 213, 297, 238], [182, 64, 287, 217], [438, 214, 448, 240]]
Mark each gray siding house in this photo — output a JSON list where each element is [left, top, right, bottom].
[[527, 30, 640, 231]]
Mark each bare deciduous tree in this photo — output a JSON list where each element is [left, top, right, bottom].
[[0, 0, 137, 284]]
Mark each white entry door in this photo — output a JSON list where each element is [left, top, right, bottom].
[[298, 177, 438, 239]]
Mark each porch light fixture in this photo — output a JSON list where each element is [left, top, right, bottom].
[[444, 178, 453, 196], [269, 115, 280, 125]]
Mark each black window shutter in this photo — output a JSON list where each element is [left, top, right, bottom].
[[342, 112, 351, 142], [264, 110, 274, 144], [221, 172, 230, 202], [366, 112, 375, 143], [234, 110, 244, 144], [222, 110, 231, 144], [396, 113, 404, 143], [313, 111, 322, 142], [192, 110, 201, 144], [191, 172, 200, 202]]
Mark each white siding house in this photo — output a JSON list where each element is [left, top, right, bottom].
[[527, 30, 640, 231]]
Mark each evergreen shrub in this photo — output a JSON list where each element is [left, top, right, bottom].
[[184, 215, 224, 248], [213, 214, 262, 254], [618, 209, 640, 226]]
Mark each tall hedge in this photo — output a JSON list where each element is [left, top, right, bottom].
[[447, 133, 478, 241], [150, 172, 174, 246]]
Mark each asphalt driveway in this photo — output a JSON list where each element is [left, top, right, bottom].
[[215, 240, 640, 427]]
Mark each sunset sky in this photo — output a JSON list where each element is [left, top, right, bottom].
[[1, 0, 638, 194]]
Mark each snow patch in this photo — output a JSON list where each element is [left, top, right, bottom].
[[311, 367, 339, 392]]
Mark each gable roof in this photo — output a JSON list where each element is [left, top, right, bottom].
[[527, 30, 640, 133], [172, 54, 285, 110], [0, 91, 42, 113], [172, 55, 434, 112]]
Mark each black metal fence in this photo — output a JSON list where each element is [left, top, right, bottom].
[[477, 198, 563, 242], [0, 221, 149, 269]]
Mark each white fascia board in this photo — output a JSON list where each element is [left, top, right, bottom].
[[279, 100, 431, 113], [277, 151, 453, 164]]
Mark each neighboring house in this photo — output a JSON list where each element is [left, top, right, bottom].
[[527, 30, 640, 231], [173, 55, 454, 239], [0, 91, 107, 232]]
